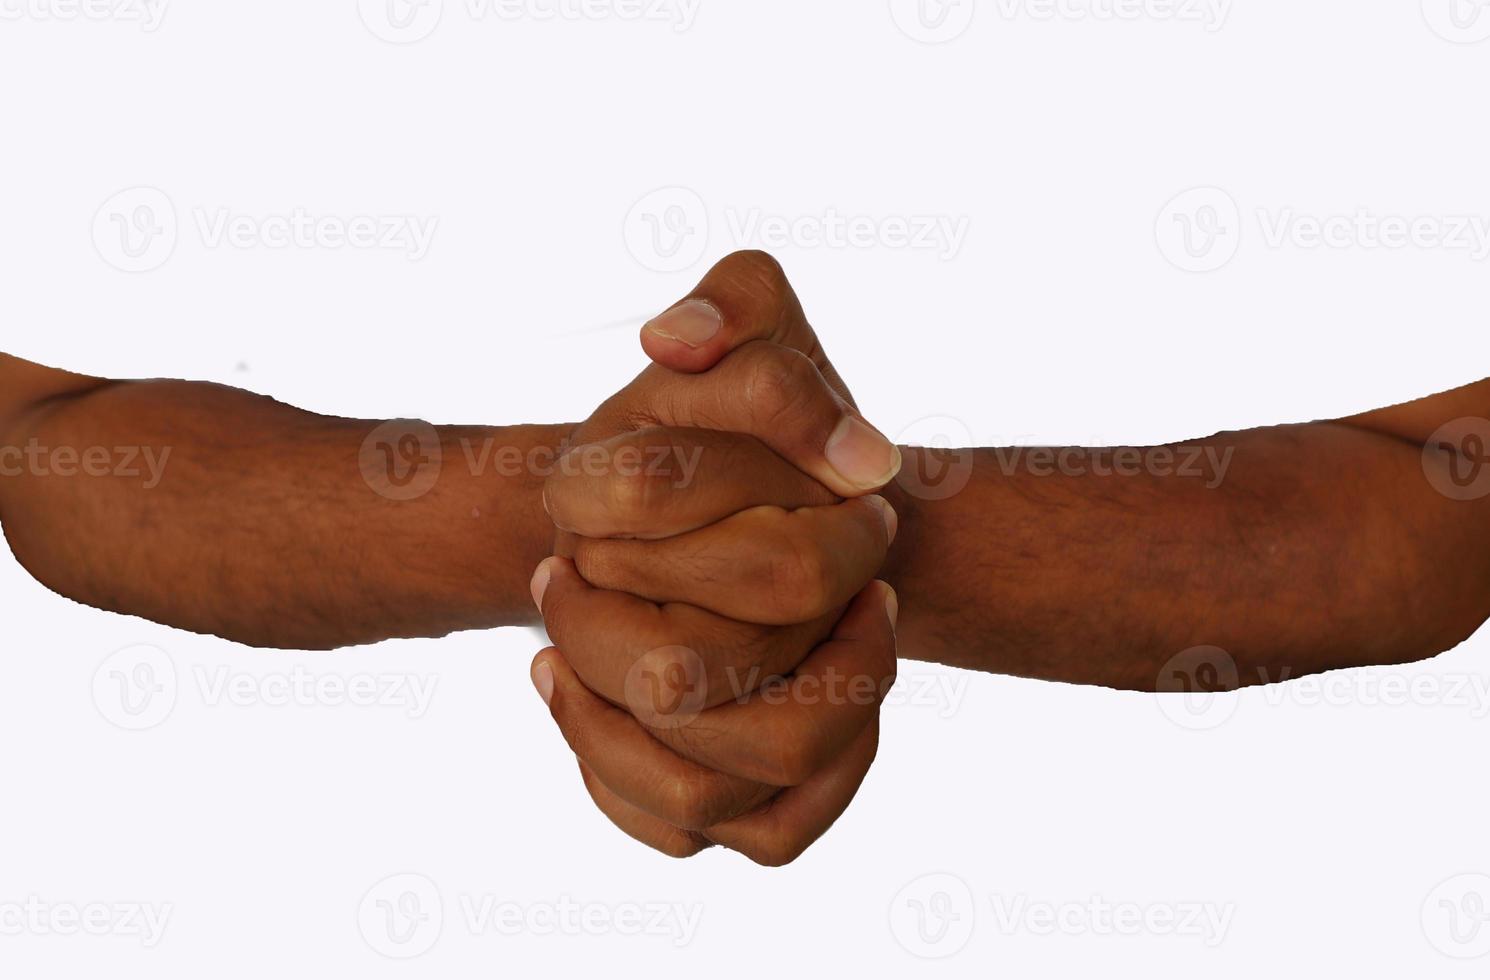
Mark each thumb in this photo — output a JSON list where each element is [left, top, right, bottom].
[[639, 250, 854, 407]]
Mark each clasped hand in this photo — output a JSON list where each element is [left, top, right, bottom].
[[529, 251, 902, 866]]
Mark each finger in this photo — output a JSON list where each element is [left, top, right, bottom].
[[703, 718, 879, 867], [647, 581, 898, 785], [574, 496, 897, 624], [534, 556, 834, 710], [577, 759, 712, 859], [544, 426, 836, 540], [534, 648, 778, 830], [645, 341, 901, 496], [639, 250, 852, 404]]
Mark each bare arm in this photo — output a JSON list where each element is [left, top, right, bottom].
[[881, 379, 1490, 690], [0, 353, 563, 649]]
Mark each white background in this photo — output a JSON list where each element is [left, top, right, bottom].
[[3, 0, 1490, 975]]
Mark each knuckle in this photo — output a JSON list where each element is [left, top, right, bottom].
[[743, 347, 818, 429], [604, 461, 663, 528], [766, 536, 834, 621], [597, 427, 691, 529], [661, 774, 724, 831], [721, 250, 789, 304]]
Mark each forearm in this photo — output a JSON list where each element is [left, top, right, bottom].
[[882, 417, 1490, 690], [0, 377, 565, 649]]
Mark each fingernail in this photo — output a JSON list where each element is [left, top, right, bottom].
[[865, 494, 898, 544], [643, 299, 723, 348], [530, 559, 552, 611], [883, 585, 899, 630], [826, 416, 903, 491], [531, 658, 555, 705]]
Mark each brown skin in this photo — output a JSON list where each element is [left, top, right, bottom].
[[0, 366, 562, 648], [2, 251, 1488, 864], [531, 255, 911, 863], [873, 407, 1490, 691]]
